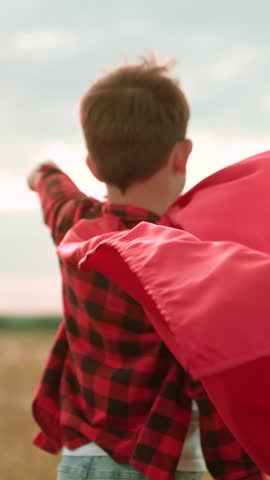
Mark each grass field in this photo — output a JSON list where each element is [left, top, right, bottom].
[[0, 332, 59, 480], [1, 331, 214, 480]]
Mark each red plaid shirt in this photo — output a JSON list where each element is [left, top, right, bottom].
[[32, 165, 262, 480]]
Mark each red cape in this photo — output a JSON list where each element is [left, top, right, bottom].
[[164, 150, 270, 254], [58, 151, 270, 472]]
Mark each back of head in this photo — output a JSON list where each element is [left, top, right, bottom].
[[80, 57, 190, 192]]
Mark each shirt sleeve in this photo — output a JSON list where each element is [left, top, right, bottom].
[[185, 380, 263, 480], [35, 164, 102, 245]]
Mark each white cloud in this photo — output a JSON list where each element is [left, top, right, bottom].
[[12, 30, 78, 54], [0, 274, 61, 314], [185, 134, 270, 190], [41, 142, 107, 198], [209, 46, 263, 83], [0, 142, 106, 211], [0, 172, 39, 210], [264, 95, 270, 111]]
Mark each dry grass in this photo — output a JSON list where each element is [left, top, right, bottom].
[[0, 332, 213, 480], [0, 332, 59, 480]]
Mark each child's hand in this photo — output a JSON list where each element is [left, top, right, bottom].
[[27, 161, 58, 191]]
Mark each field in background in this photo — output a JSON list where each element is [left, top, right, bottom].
[[0, 332, 59, 480], [0, 330, 214, 480]]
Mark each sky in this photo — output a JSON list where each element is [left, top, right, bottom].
[[0, 0, 269, 314]]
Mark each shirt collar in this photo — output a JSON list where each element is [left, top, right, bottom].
[[102, 202, 160, 227]]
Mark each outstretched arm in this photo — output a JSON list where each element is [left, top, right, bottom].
[[27, 162, 101, 245]]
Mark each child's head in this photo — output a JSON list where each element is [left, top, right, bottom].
[[80, 57, 192, 206]]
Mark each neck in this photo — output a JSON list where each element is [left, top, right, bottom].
[[107, 178, 177, 217]]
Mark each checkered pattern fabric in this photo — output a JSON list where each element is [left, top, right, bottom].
[[32, 165, 262, 480]]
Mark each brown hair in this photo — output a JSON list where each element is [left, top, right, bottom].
[[80, 57, 190, 192]]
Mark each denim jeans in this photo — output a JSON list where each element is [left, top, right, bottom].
[[57, 456, 204, 480]]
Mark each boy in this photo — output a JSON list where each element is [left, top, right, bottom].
[[62, 150, 270, 474], [28, 58, 261, 480]]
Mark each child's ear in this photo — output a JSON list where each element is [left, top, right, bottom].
[[173, 139, 193, 174], [86, 155, 102, 180]]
